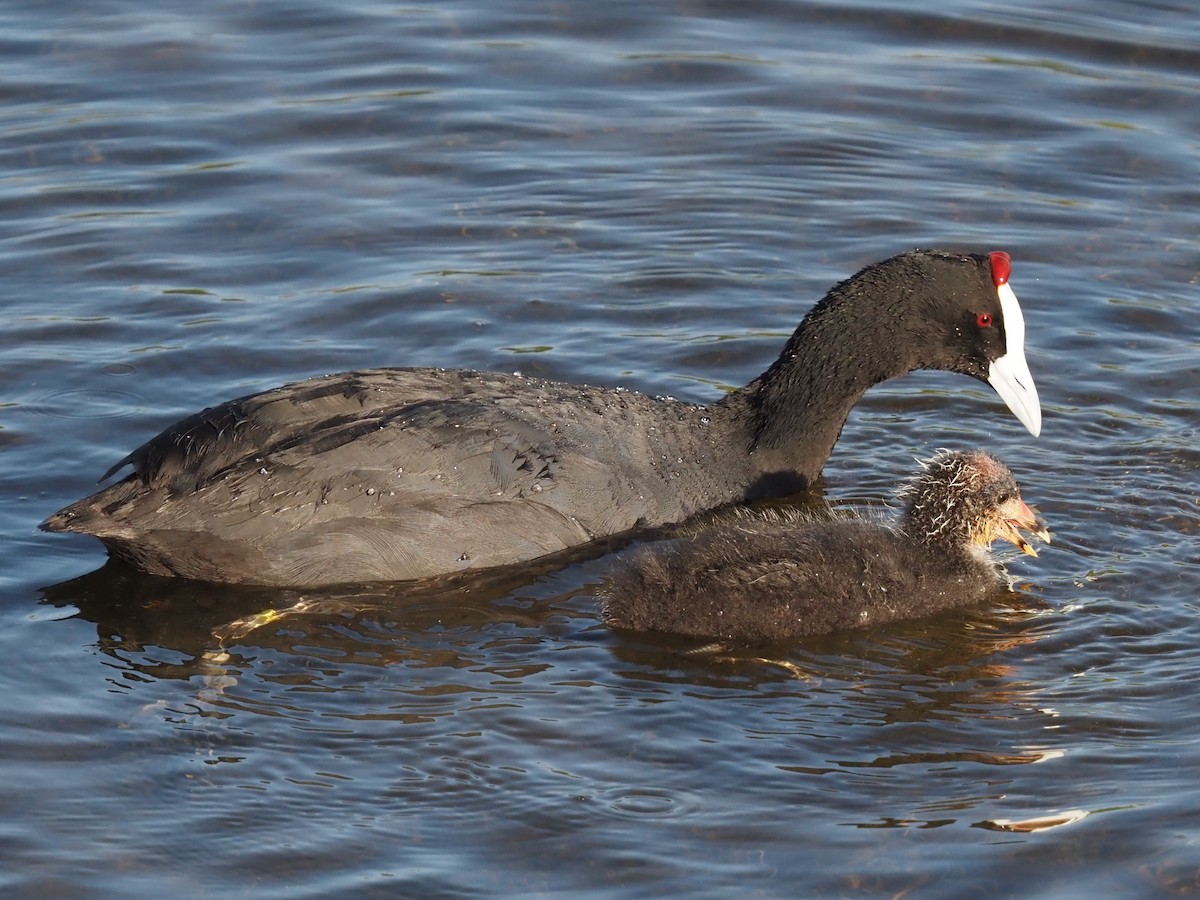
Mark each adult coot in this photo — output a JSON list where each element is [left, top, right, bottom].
[[602, 449, 1049, 643], [43, 250, 1041, 586]]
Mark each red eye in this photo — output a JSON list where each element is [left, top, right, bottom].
[[977, 312, 994, 328], [988, 251, 1011, 286]]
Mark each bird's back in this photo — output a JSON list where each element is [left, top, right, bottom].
[[43, 367, 746, 585]]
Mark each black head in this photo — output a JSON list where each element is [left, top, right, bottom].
[[868, 250, 1040, 437]]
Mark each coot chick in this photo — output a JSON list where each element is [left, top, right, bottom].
[[43, 250, 1041, 587], [602, 449, 1049, 643]]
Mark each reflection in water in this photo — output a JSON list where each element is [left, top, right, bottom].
[[39, 553, 593, 680], [40, 535, 624, 650]]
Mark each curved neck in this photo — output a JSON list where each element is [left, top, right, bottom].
[[724, 281, 923, 488]]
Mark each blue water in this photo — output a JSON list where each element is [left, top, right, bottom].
[[3, 0, 1198, 896]]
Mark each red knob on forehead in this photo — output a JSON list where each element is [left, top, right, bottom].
[[989, 251, 1011, 287]]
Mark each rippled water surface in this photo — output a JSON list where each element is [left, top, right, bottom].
[[3, 0, 1199, 896]]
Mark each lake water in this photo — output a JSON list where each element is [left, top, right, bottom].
[[4, 0, 1199, 896]]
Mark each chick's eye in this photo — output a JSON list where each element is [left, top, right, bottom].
[[976, 312, 993, 328]]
